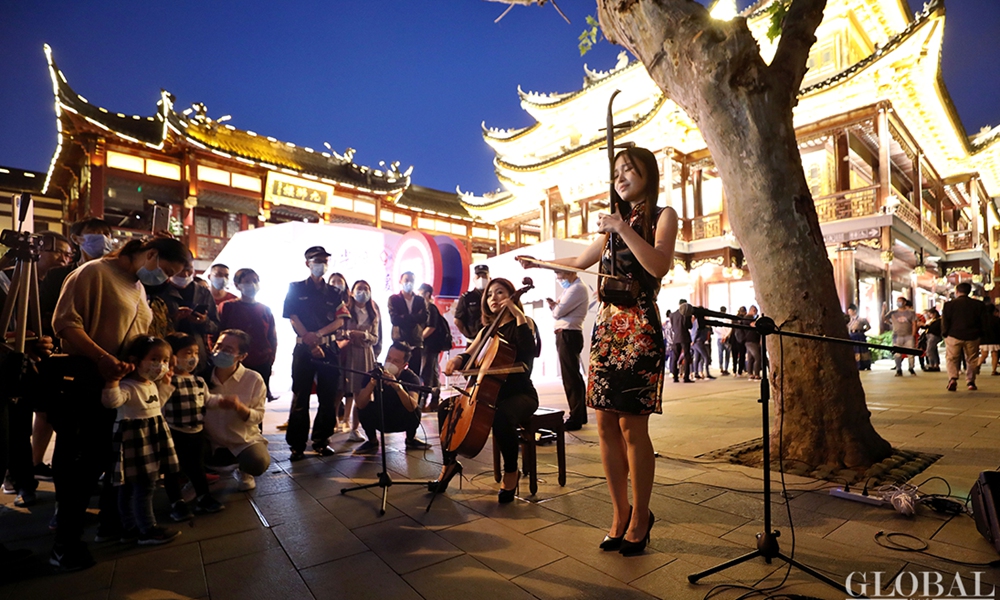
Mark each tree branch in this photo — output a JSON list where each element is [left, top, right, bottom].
[[769, 0, 828, 103]]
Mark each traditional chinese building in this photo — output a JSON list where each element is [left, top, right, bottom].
[[465, 0, 1000, 321], [38, 46, 493, 269]]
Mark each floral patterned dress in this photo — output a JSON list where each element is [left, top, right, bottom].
[[587, 205, 665, 415]]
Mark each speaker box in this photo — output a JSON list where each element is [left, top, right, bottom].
[[971, 470, 1000, 555]]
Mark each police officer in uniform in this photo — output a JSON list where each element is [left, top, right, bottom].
[[283, 246, 350, 461], [454, 264, 489, 342]]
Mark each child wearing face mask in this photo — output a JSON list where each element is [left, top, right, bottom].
[[159, 333, 229, 522], [101, 335, 181, 545]]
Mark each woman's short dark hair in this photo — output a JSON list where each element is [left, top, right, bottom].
[[481, 278, 523, 327], [218, 329, 251, 354], [117, 236, 191, 265], [233, 268, 259, 285], [125, 335, 171, 362], [165, 332, 198, 354]]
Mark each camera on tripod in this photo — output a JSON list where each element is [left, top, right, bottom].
[[1, 228, 44, 260]]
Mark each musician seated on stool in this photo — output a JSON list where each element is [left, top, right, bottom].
[[432, 277, 539, 503], [353, 342, 431, 453]]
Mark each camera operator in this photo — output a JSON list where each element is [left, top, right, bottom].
[[1, 232, 73, 505], [352, 342, 429, 453]]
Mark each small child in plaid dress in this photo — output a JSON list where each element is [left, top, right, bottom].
[[101, 336, 180, 545], [160, 333, 231, 521]]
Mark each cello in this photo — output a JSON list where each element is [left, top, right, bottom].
[[439, 278, 534, 458]]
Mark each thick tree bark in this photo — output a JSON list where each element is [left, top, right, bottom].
[[597, 0, 891, 468]]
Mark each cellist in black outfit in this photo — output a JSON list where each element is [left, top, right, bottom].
[[430, 278, 538, 503]]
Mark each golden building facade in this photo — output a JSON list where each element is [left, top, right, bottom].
[[465, 0, 1000, 321]]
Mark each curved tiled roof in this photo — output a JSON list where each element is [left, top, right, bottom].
[[494, 93, 666, 173], [800, 0, 943, 96], [397, 184, 470, 219], [44, 45, 408, 196], [517, 61, 644, 110], [482, 121, 540, 143]]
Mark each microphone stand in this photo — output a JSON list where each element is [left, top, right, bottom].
[[685, 310, 919, 598], [338, 363, 435, 516]]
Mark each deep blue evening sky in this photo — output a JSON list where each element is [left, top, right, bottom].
[[1, 1, 997, 195]]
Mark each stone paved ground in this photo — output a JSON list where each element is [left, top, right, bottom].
[[2, 362, 998, 600]]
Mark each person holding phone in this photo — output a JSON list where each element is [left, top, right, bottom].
[[150, 262, 220, 377]]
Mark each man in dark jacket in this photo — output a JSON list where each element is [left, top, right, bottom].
[[941, 282, 987, 391], [454, 264, 489, 341], [387, 271, 427, 383], [670, 300, 693, 383]]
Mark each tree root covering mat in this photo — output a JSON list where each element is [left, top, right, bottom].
[[699, 438, 942, 487]]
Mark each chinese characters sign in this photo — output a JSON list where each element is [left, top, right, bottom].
[[264, 171, 334, 213]]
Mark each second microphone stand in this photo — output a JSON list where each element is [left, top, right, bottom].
[[339, 363, 433, 516], [685, 309, 919, 598]]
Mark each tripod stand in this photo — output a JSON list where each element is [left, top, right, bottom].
[[1, 193, 44, 387], [686, 309, 919, 597], [339, 363, 433, 516]]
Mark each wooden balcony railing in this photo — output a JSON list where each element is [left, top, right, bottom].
[[890, 198, 921, 231], [691, 213, 722, 240], [814, 186, 878, 223], [945, 230, 974, 251]]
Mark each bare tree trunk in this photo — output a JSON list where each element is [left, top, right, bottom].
[[598, 0, 891, 467]]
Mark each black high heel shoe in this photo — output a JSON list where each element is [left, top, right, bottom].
[[427, 462, 463, 494], [599, 505, 633, 551], [619, 510, 654, 556], [497, 471, 520, 504]]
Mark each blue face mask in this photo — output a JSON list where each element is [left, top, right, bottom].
[[401, 281, 414, 294], [212, 351, 237, 369], [558, 279, 571, 289], [137, 258, 168, 286], [81, 234, 111, 258]]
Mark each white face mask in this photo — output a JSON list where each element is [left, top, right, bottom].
[[170, 274, 193, 288], [140, 361, 169, 382], [353, 290, 370, 304], [474, 277, 487, 291], [383, 362, 401, 377], [210, 276, 228, 290], [310, 262, 327, 278], [238, 282, 259, 299], [176, 354, 198, 373]]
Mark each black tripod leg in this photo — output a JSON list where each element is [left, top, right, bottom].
[[687, 550, 763, 583], [777, 553, 859, 597]]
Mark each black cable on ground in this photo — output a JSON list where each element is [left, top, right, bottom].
[[873, 530, 1000, 567]]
